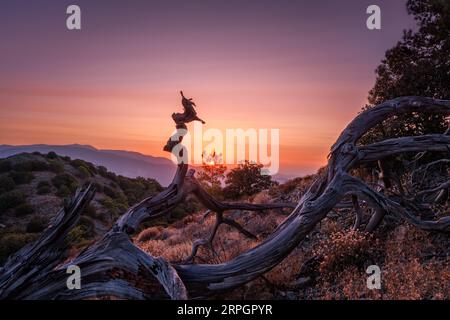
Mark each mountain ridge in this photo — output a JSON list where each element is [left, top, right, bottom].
[[0, 144, 176, 186]]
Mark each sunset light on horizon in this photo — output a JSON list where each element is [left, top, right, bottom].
[[0, 0, 416, 177]]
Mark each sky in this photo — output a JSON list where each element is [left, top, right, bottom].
[[0, 0, 416, 176]]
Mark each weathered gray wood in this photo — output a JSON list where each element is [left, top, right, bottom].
[[0, 95, 449, 299]]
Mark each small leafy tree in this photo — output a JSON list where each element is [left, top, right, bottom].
[[197, 152, 227, 199], [223, 161, 277, 200]]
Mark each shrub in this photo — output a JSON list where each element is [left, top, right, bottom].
[[0, 190, 25, 212], [98, 166, 108, 177], [224, 161, 277, 199], [9, 171, 34, 184], [48, 160, 64, 173], [70, 159, 97, 175], [15, 203, 34, 216], [56, 185, 71, 198], [37, 181, 51, 195], [0, 160, 12, 173], [136, 227, 163, 243], [11, 160, 49, 172], [0, 233, 38, 265], [0, 176, 16, 194], [313, 230, 374, 274], [30, 160, 49, 171], [52, 174, 77, 197], [46, 151, 58, 159], [100, 197, 128, 215], [66, 218, 94, 247], [103, 185, 119, 198], [26, 216, 48, 233], [52, 173, 76, 188], [76, 166, 91, 179]]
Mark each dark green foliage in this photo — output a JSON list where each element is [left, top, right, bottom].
[[103, 185, 119, 199], [26, 215, 48, 233], [0, 152, 167, 255], [100, 197, 128, 220], [76, 166, 91, 179], [116, 176, 162, 205], [46, 151, 58, 159], [170, 199, 201, 221], [0, 160, 12, 173], [223, 161, 277, 199], [15, 203, 34, 216], [67, 216, 95, 247], [0, 176, 16, 194], [48, 160, 64, 173], [364, 0, 450, 144], [0, 232, 38, 265], [70, 159, 97, 175], [37, 180, 51, 195], [52, 173, 77, 190], [0, 190, 25, 212], [97, 166, 108, 177], [56, 185, 71, 198], [12, 160, 49, 172], [9, 171, 34, 184]]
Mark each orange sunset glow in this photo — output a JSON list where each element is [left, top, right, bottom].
[[0, 0, 415, 177]]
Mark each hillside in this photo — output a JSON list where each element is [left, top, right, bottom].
[[0, 152, 197, 265], [0, 151, 448, 299], [0, 144, 176, 186], [136, 176, 449, 299]]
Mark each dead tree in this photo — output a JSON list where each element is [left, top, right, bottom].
[[0, 95, 449, 299]]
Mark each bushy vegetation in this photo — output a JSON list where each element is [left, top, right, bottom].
[[136, 168, 449, 300], [363, 0, 450, 144], [0, 160, 12, 173], [0, 151, 166, 267], [36, 180, 51, 195], [0, 230, 38, 265], [52, 173, 78, 198], [0, 190, 25, 213], [0, 176, 16, 193], [223, 161, 277, 199], [196, 159, 278, 201], [9, 171, 34, 185], [26, 215, 48, 233], [15, 203, 34, 216]]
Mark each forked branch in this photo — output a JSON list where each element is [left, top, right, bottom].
[[0, 96, 449, 299]]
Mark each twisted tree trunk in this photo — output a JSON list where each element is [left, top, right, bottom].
[[0, 96, 448, 299]]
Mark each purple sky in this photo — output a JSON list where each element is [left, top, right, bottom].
[[0, 0, 416, 176]]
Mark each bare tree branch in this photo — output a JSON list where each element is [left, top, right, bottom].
[[0, 96, 449, 299]]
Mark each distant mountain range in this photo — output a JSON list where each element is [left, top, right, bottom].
[[0, 144, 176, 186]]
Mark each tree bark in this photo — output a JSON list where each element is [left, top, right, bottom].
[[0, 96, 449, 299]]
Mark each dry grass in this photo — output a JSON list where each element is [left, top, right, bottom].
[[135, 190, 449, 300]]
